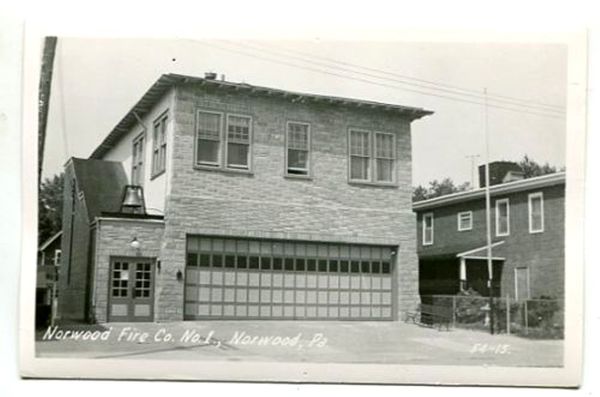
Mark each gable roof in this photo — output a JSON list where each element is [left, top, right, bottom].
[[39, 231, 62, 252], [71, 158, 129, 222], [90, 73, 434, 159], [413, 172, 566, 211]]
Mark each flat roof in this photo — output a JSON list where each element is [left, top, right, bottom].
[[413, 171, 566, 211], [90, 73, 434, 159]]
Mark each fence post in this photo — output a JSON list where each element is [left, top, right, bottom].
[[524, 300, 529, 335], [506, 294, 510, 335], [452, 295, 456, 329]]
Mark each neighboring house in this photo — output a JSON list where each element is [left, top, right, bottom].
[[58, 72, 433, 323], [36, 231, 61, 325], [413, 163, 565, 302]]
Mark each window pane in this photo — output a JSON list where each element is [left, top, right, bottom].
[[530, 196, 543, 231], [288, 123, 308, 150], [288, 149, 308, 172], [497, 201, 509, 234], [376, 159, 393, 182], [197, 139, 220, 164], [350, 131, 370, 156], [350, 156, 369, 180], [227, 143, 249, 168], [227, 116, 250, 143], [375, 133, 394, 158], [197, 112, 221, 139]]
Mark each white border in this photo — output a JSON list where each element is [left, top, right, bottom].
[[16, 26, 587, 388]]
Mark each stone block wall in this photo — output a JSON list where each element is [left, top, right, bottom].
[[155, 84, 421, 321]]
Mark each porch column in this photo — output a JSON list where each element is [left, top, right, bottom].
[[459, 257, 467, 291]]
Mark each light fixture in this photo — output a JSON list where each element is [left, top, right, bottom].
[[130, 237, 141, 250], [176, 270, 183, 281]]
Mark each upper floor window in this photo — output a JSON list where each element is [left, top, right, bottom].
[[226, 114, 252, 170], [457, 211, 473, 231], [423, 212, 434, 245], [195, 110, 253, 172], [495, 198, 510, 236], [131, 133, 145, 185], [152, 112, 168, 177], [286, 122, 311, 177], [349, 129, 396, 184], [528, 192, 544, 233]]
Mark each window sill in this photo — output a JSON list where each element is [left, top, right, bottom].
[[284, 174, 313, 181], [458, 228, 472, 232], [150, 170, 165, 181], [348, 180, 399, 188], [529, 229, 544, 234], [194, 164, 254, 176]]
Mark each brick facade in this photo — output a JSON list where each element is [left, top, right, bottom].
[[90, 219, 164, 322], [415, 179, 565, 300], [61, 75, 431, 323], [153, 84, 421, 321]]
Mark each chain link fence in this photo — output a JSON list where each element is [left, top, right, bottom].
[[418, 294, 564, 339]]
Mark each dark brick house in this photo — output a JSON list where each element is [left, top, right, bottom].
[[413, 165, 565, 302], [58, 73, 433, 323]]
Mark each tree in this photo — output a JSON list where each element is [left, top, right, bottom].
[[38, 173, 64, 245], [413, 178, 470, 202], [518, 154, 562, 178]]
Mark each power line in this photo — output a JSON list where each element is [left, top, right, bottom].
[[243, 40, 565, 113], [196, 41, 564, 119]]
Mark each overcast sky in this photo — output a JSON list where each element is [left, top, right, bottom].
[[43, 38, 567, 187]]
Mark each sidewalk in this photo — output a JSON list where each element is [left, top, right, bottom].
[[35, 320, 563, 367]]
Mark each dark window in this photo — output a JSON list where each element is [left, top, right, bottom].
[[152, 112, 168, 177], [286, 122, 310, 176], [295, 258, 305, 271], [307, 259, 316, 272], [284, 258, 294, 271]]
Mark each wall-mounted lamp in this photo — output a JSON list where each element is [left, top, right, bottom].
[[156, 260, 161, 273], [176, 269, 183, 281], [130, 237, 141, 256]]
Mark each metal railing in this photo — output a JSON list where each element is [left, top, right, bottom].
[[419, 294, 564, 339]]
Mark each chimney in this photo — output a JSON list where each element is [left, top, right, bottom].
[[478, 161, 522, 188], [204, 72, 217, 80]]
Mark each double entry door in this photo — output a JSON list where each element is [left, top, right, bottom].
[[108, 257, 155, 322]]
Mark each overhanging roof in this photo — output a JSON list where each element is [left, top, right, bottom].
[[413, 172, 566, 211], [39, 231, 62, 251], [90, 73, 434, 159]]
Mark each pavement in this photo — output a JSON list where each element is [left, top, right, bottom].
[[35, 320, 563, 367]]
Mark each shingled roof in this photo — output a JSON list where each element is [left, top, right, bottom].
[[71, 158, 129, 222], [90, 73, 434, 159]]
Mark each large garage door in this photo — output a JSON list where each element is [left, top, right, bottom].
[[184, 236, 395, 320]]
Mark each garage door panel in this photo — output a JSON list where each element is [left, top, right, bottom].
[[185, 236, 396, 320]]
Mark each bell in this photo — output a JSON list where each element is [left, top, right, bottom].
[[121, 186, 144, 213]]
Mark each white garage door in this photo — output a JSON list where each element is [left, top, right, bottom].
[[184, 236, 395, 320]]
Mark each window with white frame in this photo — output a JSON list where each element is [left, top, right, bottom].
[[226, 114, 252, 169], [286, 122, 310, 176], [131, 133, 145, 185], [152, 112, 168, 177], [196, 110, 222, 166], [528, 192, 544, 233], [349, 129, 395, 184], [54, 249, 62, 266], [422, 212, 434, 245], [374, 132, 395, 182], [495, 198, 510, 236], [195, 110, 253, 171], [457, 211, 473, 231]]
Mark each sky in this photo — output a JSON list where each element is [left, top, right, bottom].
[[42, 38, 567, 187]]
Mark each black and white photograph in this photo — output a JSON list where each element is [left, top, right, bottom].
[[14, 25, 587, 387]]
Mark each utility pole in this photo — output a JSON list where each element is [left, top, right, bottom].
[[465, 154, 481, 188], [484, 88, 494, 335], [38, 36, 58, 185]]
